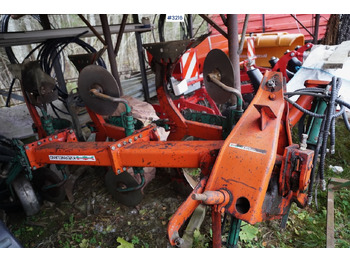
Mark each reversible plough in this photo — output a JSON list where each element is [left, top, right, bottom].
[[1, 35, 350, 248]]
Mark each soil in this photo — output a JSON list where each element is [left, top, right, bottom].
[[3, 167, 200, 248]]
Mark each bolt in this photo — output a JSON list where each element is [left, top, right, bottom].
[[129, 138, 132, 143], [290, 52, 295, 57], [174, 237, 184, 247], [123, 167, 127, 171], [37, 141, 42, 145], [111, 146, 116, 150], [123, 141, 127, 145], [33, 166, 37, 170], [269, 94, 276, 101], [267, 79, 276, 88], [134, 136, 138, 141], [69, 129, 73, 134], [300, 133, 308, 151], [49, 137, 52, 141], [117, 169, 121, 174], [117, 144, 122, 148], [54, 135, 58, 139], [25, 146, 29, 150], [139, 134, 142, 138]]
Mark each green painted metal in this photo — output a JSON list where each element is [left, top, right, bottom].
[[6, 139, 32, 186], [183, 107, 243, 139], [227, 216, 242, 248], [307, 99, 327, 146]]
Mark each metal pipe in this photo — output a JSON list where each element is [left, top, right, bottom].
[[132, 14, 150, 102], [199, 14, 228, 39], [237, 14, 250, 55], [262, 14, 266, 33], [89, 87, 131, 114], [99, 14, 123, 96], [207, 72, 243, 110], [187, 14, 193, 38], [220, 14, 227, 26], [78, 14, 106, 45], [227, 14, 241, 93], [39, 14, 67, 95], [313, 14, 320, 44], [114, 14, 128, 56], [290, 14, 314, 38]]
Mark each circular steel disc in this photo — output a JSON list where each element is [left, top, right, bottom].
[[78, 65, 120, 115], [203, 49, 234, 104], [105, 169, 143, 207]]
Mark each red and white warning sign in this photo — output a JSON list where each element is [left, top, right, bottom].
[[246, 36, 256, 62]]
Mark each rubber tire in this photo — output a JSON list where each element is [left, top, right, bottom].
[[12, 174, 41, 216]]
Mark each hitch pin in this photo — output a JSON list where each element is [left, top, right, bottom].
[[192, 190, 230, 206]]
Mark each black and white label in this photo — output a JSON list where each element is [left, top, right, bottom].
[[49, 155, 96, 161]]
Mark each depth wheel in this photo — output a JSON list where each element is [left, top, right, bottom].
[[105, 169, 143, 207], [12, 174, 41, 216]]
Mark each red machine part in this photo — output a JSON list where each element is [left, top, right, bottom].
[[272, 43, 313, 82], [153, 63, 222, 141]]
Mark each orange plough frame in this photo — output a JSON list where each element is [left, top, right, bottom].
[[22, 71, 315, 248]]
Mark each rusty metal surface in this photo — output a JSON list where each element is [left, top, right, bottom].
[[78, 65, 120, 116], [143, 34, 209, 66], [203, 49, 234, 104]]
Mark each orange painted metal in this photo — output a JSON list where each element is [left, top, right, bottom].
[[288, 79, 330, 127], [278, 144, 314, 207], [25, 125, 223, 176], [288, 94, 314, 127], [202, 71, 291, 224], [168, 176, 208, 246]]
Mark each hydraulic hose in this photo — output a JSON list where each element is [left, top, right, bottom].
[[318, 77, 340, 189]]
